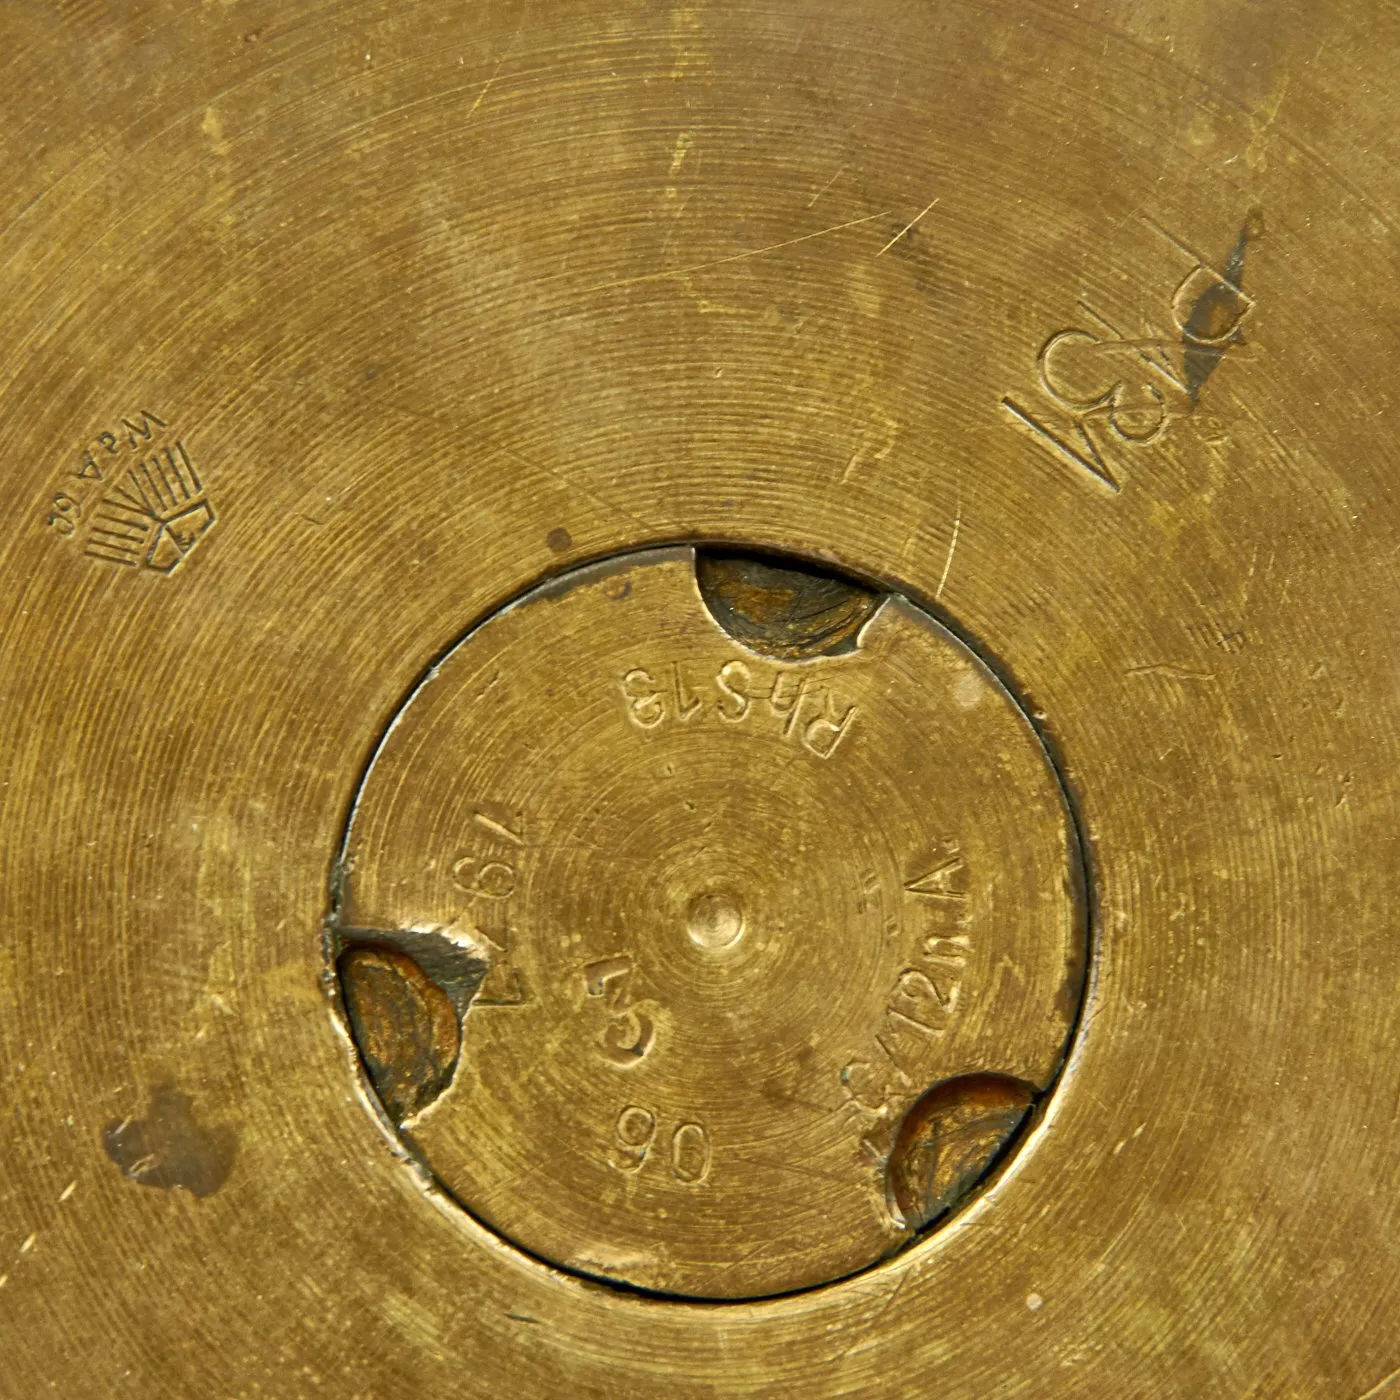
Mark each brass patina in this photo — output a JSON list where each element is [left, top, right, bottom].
[[2, 1, 1399, 1395]]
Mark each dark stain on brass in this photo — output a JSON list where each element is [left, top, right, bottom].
[[1182, 208, 1264, 400], [103, 1085, 237, 1198], [886, 1074, 1037, 1231], [695, 548, 882, 659]]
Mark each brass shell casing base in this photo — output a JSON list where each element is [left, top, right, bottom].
[[1, 2, 1398, 1395]]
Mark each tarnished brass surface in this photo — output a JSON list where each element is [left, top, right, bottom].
[[2, 0, 1400, 1395]]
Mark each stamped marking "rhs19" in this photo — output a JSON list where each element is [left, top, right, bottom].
[[619, 659, 858, 759]]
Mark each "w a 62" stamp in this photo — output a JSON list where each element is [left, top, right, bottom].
[[44, 411, 217, 575]]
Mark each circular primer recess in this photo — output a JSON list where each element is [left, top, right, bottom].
[[329, 546, 1089, 1301]]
